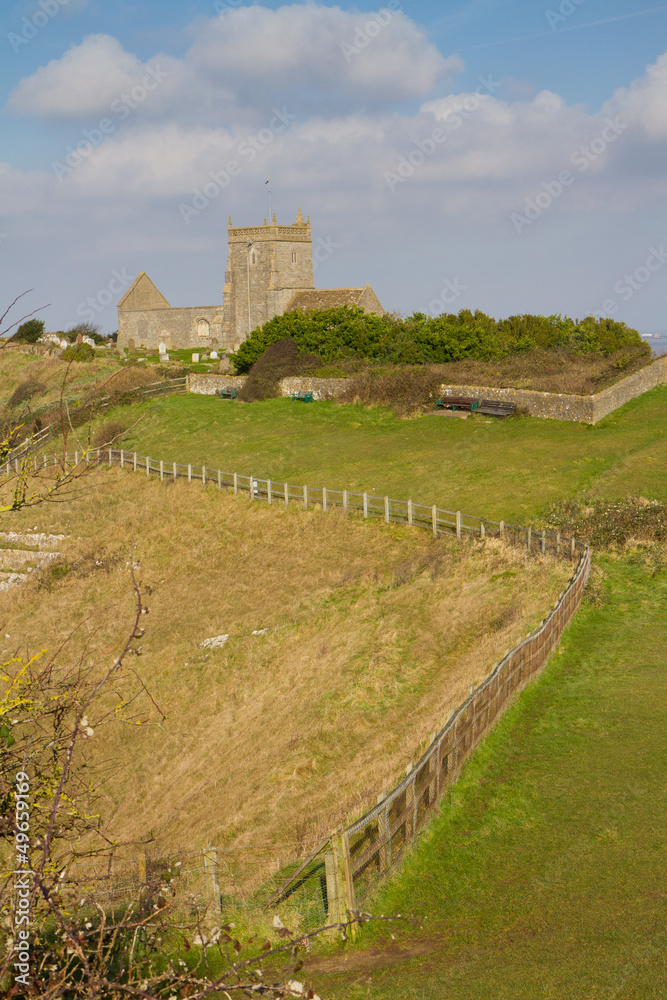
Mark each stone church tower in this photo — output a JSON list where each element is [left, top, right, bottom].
[[116, 208, 384, 353], [223, 209, 314, 341]]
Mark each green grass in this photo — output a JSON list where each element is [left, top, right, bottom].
[[305, 550, 667, 998], [92, 384, 667, 524]]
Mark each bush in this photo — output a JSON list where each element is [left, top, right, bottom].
[[11, 318, 45, 343], [7, 377, 46, 408], [230, 307, 648, 373], [93, 420, 128, 448], [340, 367, 443, 417], [61, 342, 94, 362], [238, 338, 320, 401]]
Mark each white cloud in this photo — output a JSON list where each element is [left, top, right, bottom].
[[6, 5, 456, 122], [606, 51, 667, 139]]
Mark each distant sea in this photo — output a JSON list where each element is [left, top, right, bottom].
[[640, 333, 667, 356]]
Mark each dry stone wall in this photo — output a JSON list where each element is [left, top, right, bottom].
[[186, 357, 667, 422]]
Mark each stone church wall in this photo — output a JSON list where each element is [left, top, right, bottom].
[[118, 306, 223, 352]]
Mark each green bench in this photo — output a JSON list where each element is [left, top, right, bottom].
[[218, 387, 238, 400], [291, 391, 313, 402], [436, 395, 480, 412]]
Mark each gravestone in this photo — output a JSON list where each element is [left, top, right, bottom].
[[210, 350, 218, 359], [192, 353, 200, 363], [219, 357, 231, 374]]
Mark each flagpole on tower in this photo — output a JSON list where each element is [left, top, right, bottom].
[[266, 174, 272, 223]]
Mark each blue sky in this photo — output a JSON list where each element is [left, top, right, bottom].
[[2, 0, 667, 338]]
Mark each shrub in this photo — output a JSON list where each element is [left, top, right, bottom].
[[230, 307, 647, 373], [238, 338, 320, 401], [61, 342, 94, 362], [7, 377, 46, 408], [340, 367, 443, 417], [11, 318, 45, 343], [93, 420, 128, 448]]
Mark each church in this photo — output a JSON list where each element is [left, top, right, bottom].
[[116, 209, 384, 353]]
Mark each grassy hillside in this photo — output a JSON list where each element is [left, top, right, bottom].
[[77, 384, 667, 526], [0, 469, 569, 857], [308, 548, 667, 999]]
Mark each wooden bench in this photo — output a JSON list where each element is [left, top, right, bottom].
[[218, 387, 238, 400], [291, 391, 313, 402], [436, 395, 479, 412], [478, 399, 515, 417]]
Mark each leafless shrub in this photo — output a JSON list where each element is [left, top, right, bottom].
[[92, 420, 128, 448], [340, 367, 443, 417], [239, 339, 321, 401]]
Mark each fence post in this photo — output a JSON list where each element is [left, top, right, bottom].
[[363, 493, 368, 518], [75, 451, 79, 466], [331, 831, 357, 940], [385, 496, 390, 524], [284, 482, 289, 506], [188, 464, 192, 483], [343, 489, 348, 513], [541, 530, 546, 554], [146, 458, 150, 478], [218, 470, 222, 491], [456, 511, 461, 540], [323, 487, 327, 513], [137, 855, 146, 886], [120, 449, 124, 469], [377, 792, 389, 873], [527, 526, 532, 551], [405, 767, 415, 842], [250, 476, 254, 499], [108, 449, 112, 467], [324, 851, 341, 926], [203, 847, 222, 916], [202, 466, 206, 487], [408, 499, 413, 526], [571, 535, 576, 558], [267, 479, 272, 504], [303, 485, 308, 509], [480, 521, 485, 540], [556, 531, 560, 555], [432, 505, 437, 537], [133, 452, 137, 472], [234, 473, 238, 495], [160, 460, 164, 482], [173, 462, 177, 483]]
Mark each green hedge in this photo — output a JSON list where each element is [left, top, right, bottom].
[[230, 307, 647, 374]]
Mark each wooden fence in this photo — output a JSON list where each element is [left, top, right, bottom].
[[5, 445, 591, 925]]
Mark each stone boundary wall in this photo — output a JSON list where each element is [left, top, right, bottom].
[[187, 358, 667, 423], [186, 374, 349, 399], [591, 355, 667, 422]]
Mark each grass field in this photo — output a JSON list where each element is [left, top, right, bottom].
[[84, 384, 667, 526], [0, 469, 569, 858], [304, 549, 667, 998]]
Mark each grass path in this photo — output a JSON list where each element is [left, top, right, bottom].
[[305, 551, 667, 998], [95, 385, 667, 525]]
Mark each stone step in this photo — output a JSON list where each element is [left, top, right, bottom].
[[0, 532, 65, 549], [0, 549, 59, 572]]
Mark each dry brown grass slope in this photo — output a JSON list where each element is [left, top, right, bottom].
[[0, 469, 570, 855]]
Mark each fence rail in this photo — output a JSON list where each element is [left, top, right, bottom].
[[6, 444, 591, 926], [5, 445, 585, 560]]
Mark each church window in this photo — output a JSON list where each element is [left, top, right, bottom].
[[291, 251, 297, 263], [197, 319, 210, 339]]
